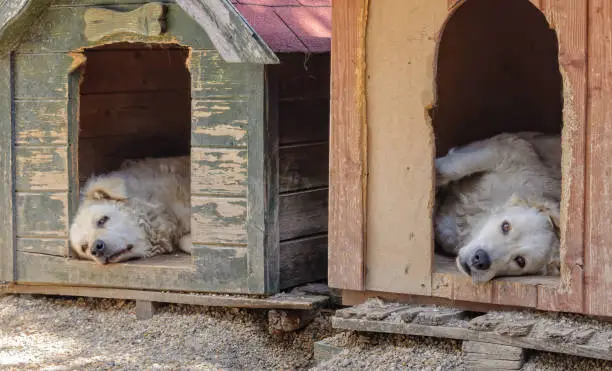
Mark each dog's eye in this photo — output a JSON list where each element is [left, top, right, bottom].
[[97, 216, 109, 228], [514, 256, 526, 268], [501, 220, 512, 235]]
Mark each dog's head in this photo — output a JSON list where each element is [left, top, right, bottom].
[[456, 194, 561, 283], [69, 176, 150, 265]]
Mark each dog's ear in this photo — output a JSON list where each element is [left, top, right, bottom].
[[547, 213, 561, 239], [82, 176, 128, 201]]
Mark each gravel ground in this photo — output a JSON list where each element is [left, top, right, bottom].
[[2, 293, 612, 370], [0, 294, 337, 370]]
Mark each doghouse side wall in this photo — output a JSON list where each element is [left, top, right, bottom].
[[270, 53, 330, 290], [189, 50, 271, 294]]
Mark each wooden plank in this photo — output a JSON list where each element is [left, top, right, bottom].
[[191, 196, 247, 245], [17, 4, 215, 52], [15, 192, 69, 238], [192, 245, 248, 290], [279, 189, 328, 241], [14, 53, 73, 99], [0, 54, 14, 282], [246, 65, 279, 293], [191, 98, 249, 147], [191, 147, 247, 196], [536, 0, 587, 314], [331, 317, 612, 362], [5, 283, 329, 310], [14, 251, 250, 293], [279, 235, 328, 290], [278, 98, 330, 145], [0, 1, 51, 52], [15, 146, 68, 191], [585, 0, 612, 316], [80, 47, 190, 95], [275, 53, 331, 100], [328, 0, 368, 292], [16, 238, 67, 257], [364, 0, 446, 295], [175, 0, 279, 64], [279, 143, 329, 193], [452, 276, 493, 304], [492, 280, 537, 308], [190, 50, 265, 99], [79, 90, 191, 139], [14, 100, 68, 145]]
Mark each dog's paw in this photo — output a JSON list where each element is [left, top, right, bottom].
[[544, 258, 561, 276], [435, 157, 455, 188]]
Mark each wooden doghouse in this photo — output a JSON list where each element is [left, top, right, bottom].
[[329, 0, 611, 317], [0, 0, 331, 300]]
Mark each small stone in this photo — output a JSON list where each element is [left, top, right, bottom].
[[495, 320, 535, 337], [469, 314, 502, 331]]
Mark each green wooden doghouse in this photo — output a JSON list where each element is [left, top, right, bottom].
[[0, 0, 331, 306]]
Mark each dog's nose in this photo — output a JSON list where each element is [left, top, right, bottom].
[[91, 239, 106, 256], [471, 249, 491, 270]]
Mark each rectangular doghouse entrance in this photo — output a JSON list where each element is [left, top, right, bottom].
[[73, 42, 192, 267]]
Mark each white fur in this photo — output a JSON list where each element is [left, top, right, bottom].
[[434, 132, 561, 283], [69, 156, 191, 264]]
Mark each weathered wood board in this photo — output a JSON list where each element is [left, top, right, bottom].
[[333, 299, 612, 362]]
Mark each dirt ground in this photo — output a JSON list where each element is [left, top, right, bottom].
[[1, 294, 612, 370]]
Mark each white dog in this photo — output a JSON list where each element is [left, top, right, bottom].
[[434, 132, 561, 283], [69, 156, 192, 264]]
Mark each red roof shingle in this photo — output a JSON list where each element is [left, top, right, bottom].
[[232, 0, 331, 53]]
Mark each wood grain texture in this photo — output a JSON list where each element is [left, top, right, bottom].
[[5, 283, 329, 309], [15, 251, 250, 293], [279, 235, 328, 289], [328, 0, 368, 292], [83, 2, 166, 42], [0, 54, 14, 282], [191, 98, 249, 147], [275, 53, 331, 100], [15, 146, 68, 191], [191, 49, 266, 99], [16, 238, 67, 257], [175, 0, 279, 64], [364, 0, 445, 295], [246, 66, 279, 293], [192, 245, 248, 290], [17, 4, 214, 53], [15, 192, 69, 238], [191, 196, 247, 245], [534, 0, 587, 314], [14, 53, 72, 99], [0, 0, 50, 52], [279, 143, 329, 193], [14, 100, 68, 145], [191, 147, 247, 196], [79, 91, 190, 139], [585, 0, 612, 316], [279, 189, 328, 241], [278, 99, 330, 145], [80, 47, 190, 95]]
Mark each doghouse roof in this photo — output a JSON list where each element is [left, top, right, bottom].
[[230, 0, 331, 54], [0, 0, 281, 64]]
